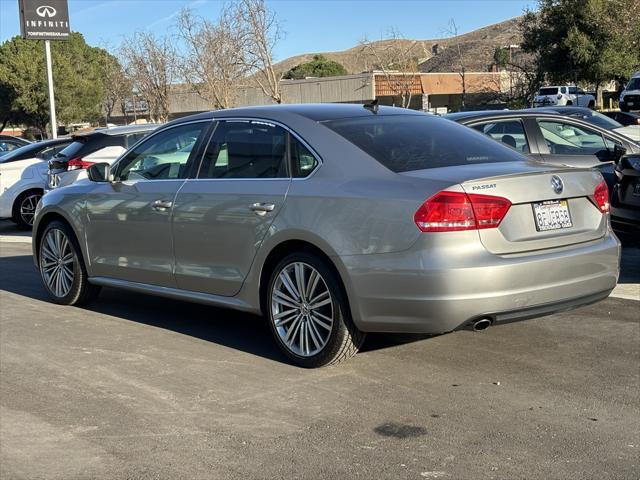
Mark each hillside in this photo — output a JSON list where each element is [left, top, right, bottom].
[[274, 17, 524, 76]]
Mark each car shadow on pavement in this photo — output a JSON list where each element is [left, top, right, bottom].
[[0, 253, 431, 365]]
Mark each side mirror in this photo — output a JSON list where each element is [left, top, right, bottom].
[[87, 162, 112, 182]]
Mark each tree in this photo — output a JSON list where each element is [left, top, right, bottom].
[[120, 32, 177, 123], [234, 0, 283, 103], [102, 54, 132, 124], [358, 29, 425, 108], [0, 33, 109, 135], [283, 55, 348, 80], [521, 0, 640, 103], [176, 7, 249, 109], [443, 19, 468, 110]]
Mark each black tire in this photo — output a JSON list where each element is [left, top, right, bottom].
[[566, 101, 573, 106], [620, 105, 630, 113], [38, 220, 101, 305], [12, 189, 42, 229], [266, 251, 365, 368]]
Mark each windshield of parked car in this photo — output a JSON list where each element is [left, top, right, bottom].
[[626, 78, 640, 90], [566, 110, 623, 130], [324, 115, 525, 172], [538, 87, 558, 95]]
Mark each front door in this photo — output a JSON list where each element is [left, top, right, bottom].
[[84, 121, 210, 287], [172, 119, 293, 296]]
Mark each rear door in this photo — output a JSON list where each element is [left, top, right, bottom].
[[461, 168, 607, 254], [172, 119, 292, 296]]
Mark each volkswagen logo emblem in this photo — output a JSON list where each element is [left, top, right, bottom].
[[36, 5, 57, 18], [550, 175, 564, 194]]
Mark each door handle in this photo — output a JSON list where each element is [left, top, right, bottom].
[[152, 200, 173, 211], [249, 202, 275, 216]]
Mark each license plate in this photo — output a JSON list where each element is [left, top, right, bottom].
[[532, 200, 572, 231], [633, 183, 640, 196]]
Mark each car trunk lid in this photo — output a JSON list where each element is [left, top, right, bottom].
[[402, 161, 608, 254]]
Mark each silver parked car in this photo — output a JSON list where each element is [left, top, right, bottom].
[[32, 104, 620, 367]]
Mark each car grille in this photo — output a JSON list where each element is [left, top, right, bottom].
[[624, 95, 640, 103]]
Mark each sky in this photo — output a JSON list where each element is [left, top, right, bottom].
[[0, 0, 537, 60]]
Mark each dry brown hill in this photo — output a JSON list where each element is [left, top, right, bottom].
[[273, 17, 524, 75]]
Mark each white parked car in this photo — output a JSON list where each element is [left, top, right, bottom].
[[619, 72, 640, 112], [533, 86, 596, 108], [47, 125, 158, 191], [0, 138, 72, 228]]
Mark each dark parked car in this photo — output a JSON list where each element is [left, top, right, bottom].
[[446, 109, 640, 190], [48, 125, 158, 190], [610, 154, 640, 236], [602, 111, 640, 126], [0, 135, 31, 156]]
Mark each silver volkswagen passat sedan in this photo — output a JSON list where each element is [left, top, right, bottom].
[[32, 104, 620, 368]]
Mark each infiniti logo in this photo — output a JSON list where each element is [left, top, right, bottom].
[[36, 5, 57, 18], [550, 175, 564, 194]]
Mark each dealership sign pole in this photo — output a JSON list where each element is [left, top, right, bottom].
[[18, 0, 70, 139]]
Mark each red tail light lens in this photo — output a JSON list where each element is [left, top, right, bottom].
[[67, 157, 95, 170], [414, 191, 511, 232], [593, 180, 610, 213]]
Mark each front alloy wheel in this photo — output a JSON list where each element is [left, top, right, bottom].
[[38, 220, 101, 305], [14, 190, 42, 228], [267, 252, 364, 367]]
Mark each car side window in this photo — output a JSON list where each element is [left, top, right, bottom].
[[471, 120, 530, 154], [290, 136, 318, 177], [568, 86, 577, 95], [126, 132, 149, 148], [537, 120, 608, 156], [116, 123, 207, 181], [560, 87, 567, 94], [198, 121, 288, 179]]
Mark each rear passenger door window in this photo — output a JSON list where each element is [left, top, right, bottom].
[[290, 136, 318, 177], [471, 120, 530, 154], [198, 121, 288, 179]]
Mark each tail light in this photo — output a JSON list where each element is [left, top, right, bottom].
[[67, 157, 95, 170], [414, 191, 511, 232], [593, 180, 610, 213]]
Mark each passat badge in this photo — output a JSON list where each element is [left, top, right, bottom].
[[550, 175, 563, 194]]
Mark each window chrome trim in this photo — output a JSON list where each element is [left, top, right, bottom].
[[193, 116, 323, 181]]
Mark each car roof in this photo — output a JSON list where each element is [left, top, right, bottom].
[[165, 104, 424, 126], [73, 124, 160, 138]]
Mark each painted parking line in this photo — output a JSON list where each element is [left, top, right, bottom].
[[0, 236, 31, 244]]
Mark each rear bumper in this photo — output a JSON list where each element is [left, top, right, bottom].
[[340, 232, 621, 334]]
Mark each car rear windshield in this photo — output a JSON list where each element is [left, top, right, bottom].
[[54, 139, 87, 161], [323, 115, 525, 172], [539, 87, 559, 95]]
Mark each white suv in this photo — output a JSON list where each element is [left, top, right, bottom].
[[619, 72, 640, 112], [534, 86, 596, 108]]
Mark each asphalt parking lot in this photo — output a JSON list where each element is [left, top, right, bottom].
[[0, 220, 638, 480]]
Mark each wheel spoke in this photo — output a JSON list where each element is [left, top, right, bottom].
[[305, 269, 319, 301], [283, 315, 302, 344], [294, 263, 307, 302], [310, 312, 332, 331], [307, 320, 321, 351], [41, 229, 74, 298], [279, 270, 301, 302], [309, 290, 331, 310]]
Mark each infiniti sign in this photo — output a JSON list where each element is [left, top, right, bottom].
[[36, 5, 57, 18], [19, 0, 70, 40]]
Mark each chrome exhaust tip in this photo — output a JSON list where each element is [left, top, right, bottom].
[[471, 318, 492, 331]]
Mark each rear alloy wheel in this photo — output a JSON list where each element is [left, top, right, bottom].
[[38, 220, 101, 305], [13, 189, 42, 229], [267, 252, 365, 367]]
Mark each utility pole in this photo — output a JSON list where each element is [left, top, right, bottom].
[[44, 40, 57, 138]]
